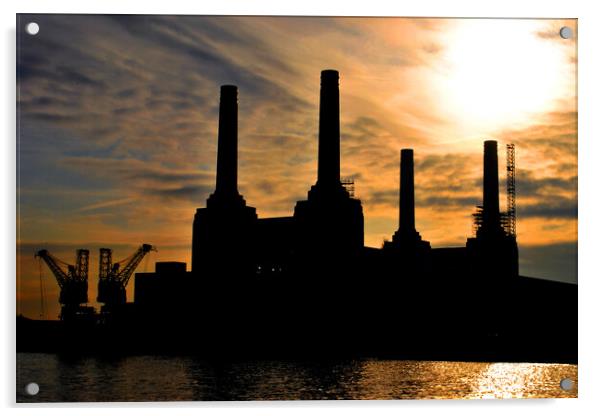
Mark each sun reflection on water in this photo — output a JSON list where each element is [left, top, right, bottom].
[[468, 362, 577, 399], [355, 360, 577, 400]]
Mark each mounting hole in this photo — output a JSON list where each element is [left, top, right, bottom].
[[559, 26, 573, 39], [560, 378, 575, 391], [25, 382, 40, 396], [25, 22, 40, 36]]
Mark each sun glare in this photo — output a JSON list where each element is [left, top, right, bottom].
[[434, 20, 571, 139]]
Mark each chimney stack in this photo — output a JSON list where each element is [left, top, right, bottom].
[[317, 70, 341, 188], [399, 149, 416, 234], [214, 85, 239, 199], [389, 148, 429, 251], [482, 140, 501, 232]]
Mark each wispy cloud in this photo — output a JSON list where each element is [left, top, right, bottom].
[[77, 197, 136, 212]]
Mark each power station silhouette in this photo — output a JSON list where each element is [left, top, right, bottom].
[[19, 70, 576, 362]]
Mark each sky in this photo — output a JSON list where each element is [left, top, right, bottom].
[[16, 15, 577, 319]]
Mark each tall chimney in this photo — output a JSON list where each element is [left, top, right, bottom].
[[317, 70, 341, 188], [482, 140, 501, 231], [399, 149, 416, 234], [214, 85, 239, 198]]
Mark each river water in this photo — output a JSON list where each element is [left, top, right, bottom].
[[16, 353, 577, 402]]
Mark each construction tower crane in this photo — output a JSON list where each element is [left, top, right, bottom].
[[97, 244, 156, 308], [505, 143, 517, 237], [35, 249, 91, 320]]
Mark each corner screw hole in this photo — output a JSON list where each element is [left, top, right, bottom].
[[25, 382, 39, 396], [25, 22, 40, 36], [559, 26, 573, 39], [560, 378, 574, 391]]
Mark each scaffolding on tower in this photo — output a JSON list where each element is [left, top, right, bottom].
[[472, 143, 517, 238], [341, 177, 355, 198]]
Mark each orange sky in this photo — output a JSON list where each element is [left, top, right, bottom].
[[17, 16, 577, 319]]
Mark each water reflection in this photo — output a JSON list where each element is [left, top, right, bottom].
[[468, 362, 578, 399], [185, 360, 365, 400], [17, 354, 577, 402], [358, 360, 483, 399]]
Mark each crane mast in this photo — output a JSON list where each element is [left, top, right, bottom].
[[74, 248, 90, 285], [506, 144, 516, 237], [99, 248, 113, 280], [97, 244, 156, 308], [35, 249, 90, 320]]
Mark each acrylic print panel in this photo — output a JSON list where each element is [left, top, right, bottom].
[[16, 15, 577, 402]]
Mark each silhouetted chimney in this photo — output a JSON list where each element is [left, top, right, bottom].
[[317, 70, 341, 188], [389, 148, 429, 250], [214, 85, 239, 198], [399, 149, 416, 234], [482, 140, 501, 231]]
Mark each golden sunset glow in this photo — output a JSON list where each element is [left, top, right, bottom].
[[435, 20, 573, 137]]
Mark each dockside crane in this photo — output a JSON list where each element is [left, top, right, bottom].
[[35, 248, 92, 320], [97, 244, 156, 309]]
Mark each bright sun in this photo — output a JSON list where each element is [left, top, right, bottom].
[[434, 19, 573, 139]]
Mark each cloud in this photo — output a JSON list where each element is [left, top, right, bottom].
[[420, 195, 479, 208], [78, 197, 136, 212], [517, 170, 577, 198], [53, 156, 216, 208], [536, 30, 561, 40], [55, 65, 106, 88], [146, 185, 214, 202], [366, 189, 397, 207], [496, 111, 578, 224], [519, 197, 577, 220]]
